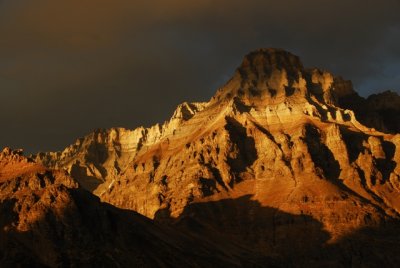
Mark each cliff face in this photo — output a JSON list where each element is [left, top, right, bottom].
[[0, 148, 264, 267], [32, 48, 400, 266], [34, 102, 207, 194]]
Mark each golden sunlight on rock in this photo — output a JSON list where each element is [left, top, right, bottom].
[[1, 48, 400, 266]]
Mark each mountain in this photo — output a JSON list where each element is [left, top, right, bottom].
[[25, 48, 400, 266], [0, 147, 274, 267], [338, 89, 400, 133]]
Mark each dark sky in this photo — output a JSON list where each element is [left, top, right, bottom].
[[1, 0, 399, 153]]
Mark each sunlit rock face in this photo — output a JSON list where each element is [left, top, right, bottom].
[[34, 48, 400, 266], [1, 149, 254, 267]]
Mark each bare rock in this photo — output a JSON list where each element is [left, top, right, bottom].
[[30, 48, 400, 266]]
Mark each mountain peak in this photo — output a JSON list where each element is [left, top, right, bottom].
[[212, 48, 357, 109], [212, 48, 306, 105], [18, 48, 400, 266], [239, 48, 304, 77]]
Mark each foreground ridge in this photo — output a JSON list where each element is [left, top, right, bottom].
[[0, 148, 266, 266]]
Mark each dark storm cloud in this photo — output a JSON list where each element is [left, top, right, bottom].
[[0, 0, 399, 153]]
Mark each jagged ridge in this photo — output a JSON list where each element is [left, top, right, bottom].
[[0, 148, 270, 267], [31, 48, 400, 266]]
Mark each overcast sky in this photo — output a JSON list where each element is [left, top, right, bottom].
[[1, 0, 399, 153]]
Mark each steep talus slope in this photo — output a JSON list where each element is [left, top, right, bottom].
[[0, 148, 270, 267], [34, 48, 400, 266]]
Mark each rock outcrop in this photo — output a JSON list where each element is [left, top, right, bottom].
[[0, 148, 269, 267], [31, 48, 400, 266], [338, 89, 400, 133]]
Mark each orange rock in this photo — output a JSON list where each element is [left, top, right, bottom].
[[28, 48, 400, 266]]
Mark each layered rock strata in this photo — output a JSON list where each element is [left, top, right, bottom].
[[33, 48, 400, 266]]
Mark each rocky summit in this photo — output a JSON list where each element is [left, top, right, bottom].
[[2, 48, 400, 266]]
